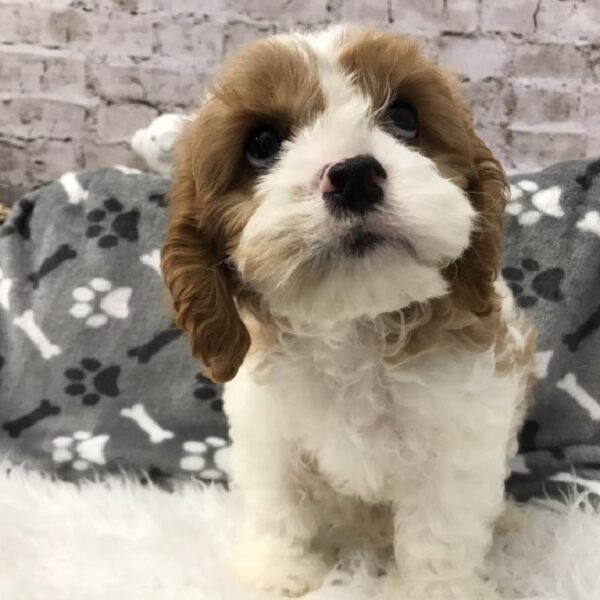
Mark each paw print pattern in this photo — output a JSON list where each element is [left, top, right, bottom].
[[69, 278, 131, 328], [194, 373, 223, 412], [64, 358, 121, 405], [51, 430, 110, 471], [86, 197, 140, 248], [507, 180, 564, 226], [180, 437, 230, 480], [503, 258, 565, 308]]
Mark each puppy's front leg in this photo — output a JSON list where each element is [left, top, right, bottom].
[[226, 377, 329, 596], [386, 408, 509, 599], [232, 447, 329, 597]]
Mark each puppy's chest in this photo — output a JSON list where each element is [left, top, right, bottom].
[[270, 343, 442, 499], [265, 334, 514, 500]]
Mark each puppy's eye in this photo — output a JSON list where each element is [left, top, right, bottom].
[[246, 126, 282, 169], [386, 100, 418, 141]]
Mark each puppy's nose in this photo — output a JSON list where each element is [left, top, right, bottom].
[[321, 154, 387, 215]]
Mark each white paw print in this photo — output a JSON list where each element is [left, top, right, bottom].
[[508, 180, 564, 226], [180, 436, 231, 480], [51, 430, 110, 471], [69, 278, 132, 328]]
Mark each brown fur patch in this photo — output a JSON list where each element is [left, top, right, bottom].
[[161, 37, 324, 382]]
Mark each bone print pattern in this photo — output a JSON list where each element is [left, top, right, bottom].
[[13, 310, 61, 360], [502, 158, 600, 502], [28, 244, 77, 289], [556, 374, 600, 421], [3, 400, 61, 438], [1, 162, 599, 499], [59, 172, 89, 205], [0, 167, 228, 485], [120, 403, 174, 443]]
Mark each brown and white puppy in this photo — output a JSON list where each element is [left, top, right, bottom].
[[162, 26, 535, 600]]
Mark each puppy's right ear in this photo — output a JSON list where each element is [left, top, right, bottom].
[[160, 133, 250, 383]]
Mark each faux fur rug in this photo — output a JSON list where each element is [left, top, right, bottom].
[[0, 463, 599, 600]]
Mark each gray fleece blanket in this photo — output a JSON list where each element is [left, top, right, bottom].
[[1, 160, 599, 501]]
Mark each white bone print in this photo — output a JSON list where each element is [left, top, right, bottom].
[[140, 249, 161, 275], [557, 373, 600, 421], [120, 403, 174, 443], [534, 351, 553, 379], [115, 165, 142, 175], [59, 172, 88, 204], [0, 267, 12, 310], [13, 310, 61, 359]]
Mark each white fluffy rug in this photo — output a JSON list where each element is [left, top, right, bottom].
[[1, 463, 599, 600]]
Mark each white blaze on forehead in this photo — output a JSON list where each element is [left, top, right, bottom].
[[305, 26, 371, 115], [302, 25, 350, 56]]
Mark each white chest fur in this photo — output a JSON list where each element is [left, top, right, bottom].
[[224, 326, 521, 504]]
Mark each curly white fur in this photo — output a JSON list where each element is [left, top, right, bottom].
[[225, 303, 528, 599], [219, 28, 531, 600]]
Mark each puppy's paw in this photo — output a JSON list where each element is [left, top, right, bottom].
[[233, 537, 329, 597], [494, 500, 526, 535]]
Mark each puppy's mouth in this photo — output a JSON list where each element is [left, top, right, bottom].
[[342, 229, 383, 257], [339, 226, 417, 259]]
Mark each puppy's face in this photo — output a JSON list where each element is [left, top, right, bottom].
[[162, 27, 508, 382]]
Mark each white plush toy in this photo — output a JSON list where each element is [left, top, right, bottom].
[[131, 113, 188, 177]]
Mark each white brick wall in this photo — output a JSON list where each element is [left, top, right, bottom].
[[0, 0, 598, 204]]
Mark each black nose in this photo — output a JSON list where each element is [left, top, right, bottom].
[[323, 154, 387, 216]]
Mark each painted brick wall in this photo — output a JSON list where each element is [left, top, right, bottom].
[[1, 0, 599, 204]]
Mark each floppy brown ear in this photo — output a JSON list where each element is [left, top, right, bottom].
[[449, 132, 509, 316], [160, 152, 250, 383]]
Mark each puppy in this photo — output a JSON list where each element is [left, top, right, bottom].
[[161, 26, 535, 600]]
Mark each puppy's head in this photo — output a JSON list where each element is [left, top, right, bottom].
[[161, 27, 508, 382]]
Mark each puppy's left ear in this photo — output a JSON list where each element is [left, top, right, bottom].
[[450, 131, 509, 316]]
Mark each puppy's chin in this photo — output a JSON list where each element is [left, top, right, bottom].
[[245, 246, 449, 329]]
